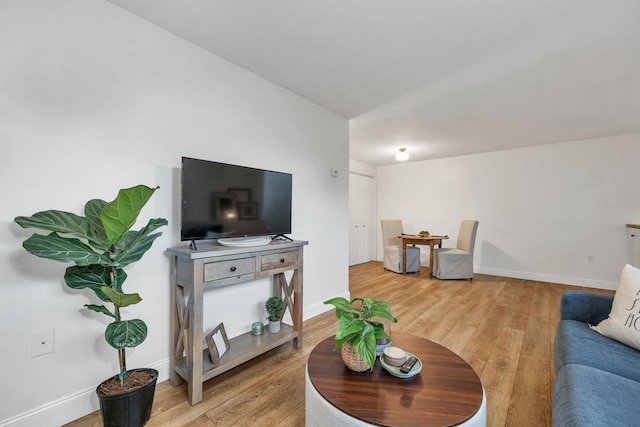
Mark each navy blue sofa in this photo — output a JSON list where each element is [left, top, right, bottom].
[[553, 290, 640, 426]]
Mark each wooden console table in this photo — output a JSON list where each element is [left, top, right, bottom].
[[166, 239, 308, 404]]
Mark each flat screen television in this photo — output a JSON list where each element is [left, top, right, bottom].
[[181, 157, 292, 244]]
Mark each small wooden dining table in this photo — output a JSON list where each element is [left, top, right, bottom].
[[400, 234, 449, 275]]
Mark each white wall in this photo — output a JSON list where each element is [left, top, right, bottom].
[[0, 1, 349, 425], [377, 135, 640, 289]]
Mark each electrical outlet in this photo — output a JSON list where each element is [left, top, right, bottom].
[[31, 328, 55, 357]]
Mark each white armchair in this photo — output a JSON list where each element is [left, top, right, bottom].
[[432, 220, 479, 280], [381, 219, 420, 273]]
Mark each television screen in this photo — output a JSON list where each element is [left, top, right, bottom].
[[181, 157, 292, 242]]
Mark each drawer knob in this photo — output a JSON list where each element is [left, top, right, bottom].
[[230, 266, 237, 272], [280, 258, 285, 263]]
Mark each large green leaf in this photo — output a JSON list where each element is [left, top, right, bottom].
[[100, 286, 142, 308], [112, 218, 167, 267], [324, 297, 359, 321], [336, 317, 365, 340], [22, 233, 110, 266], [333, 332, 358, 350], [85, 304, 115, 318], [351, 323, 377, 369], [15, 210, 90, 240], [105, 319, 147, 350], [324, 297, 352, 312], [84, 199, 108, 249], [64, 265, 126, 302], [100, 185, 159, 246]]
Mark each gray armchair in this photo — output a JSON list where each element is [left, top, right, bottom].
[[432, 220, 478, 279], [381, 219, 420, 273]]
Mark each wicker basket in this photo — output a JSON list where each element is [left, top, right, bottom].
[[341, 341, 370, 372]]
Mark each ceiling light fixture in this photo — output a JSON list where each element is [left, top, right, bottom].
[[395, 147, 409, 161]]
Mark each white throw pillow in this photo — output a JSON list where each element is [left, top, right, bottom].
[[591, 264, 640, 351]]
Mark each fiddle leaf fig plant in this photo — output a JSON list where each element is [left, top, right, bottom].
[[14, 185, 167, 389], [323, 297, 397, 370]]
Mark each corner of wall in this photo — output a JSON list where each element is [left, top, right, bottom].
[[349, 159, 377, 177]]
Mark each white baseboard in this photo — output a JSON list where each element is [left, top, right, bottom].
[[0, 386, 98, 427], [0, 359, 171, 427], [474, 266, 618, 291]]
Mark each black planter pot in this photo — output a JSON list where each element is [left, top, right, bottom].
[[96, 368, 158, 427]]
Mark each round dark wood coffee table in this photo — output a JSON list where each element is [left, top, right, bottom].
[[306, 332, 485, 427]]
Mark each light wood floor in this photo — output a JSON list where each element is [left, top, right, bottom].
[[66, 262, 613, 427]]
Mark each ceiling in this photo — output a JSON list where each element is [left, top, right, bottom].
[[108, 0, 640, 165]]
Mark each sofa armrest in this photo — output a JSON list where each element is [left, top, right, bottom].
[[560, 290, 613, 324]]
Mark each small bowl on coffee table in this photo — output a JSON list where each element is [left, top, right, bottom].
[[383, 347, 407, 367]]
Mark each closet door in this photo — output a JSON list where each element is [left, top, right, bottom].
[[349, 174, 375, 266]]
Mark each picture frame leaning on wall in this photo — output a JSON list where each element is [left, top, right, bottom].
[[206, 323, 230, 365]]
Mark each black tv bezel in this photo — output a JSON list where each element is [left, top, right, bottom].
[[180, 157, 292, 242]]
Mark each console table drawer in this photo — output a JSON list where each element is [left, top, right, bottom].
[[204, 257, 256, 281], [261, 251, 298, 271]]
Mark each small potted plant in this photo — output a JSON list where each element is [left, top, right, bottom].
[[323, 297, 397, 371], [265, 296, 284, 333], [14, 185, 167, 426]]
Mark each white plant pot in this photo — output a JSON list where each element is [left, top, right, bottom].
[[268, 320, 281, 333]]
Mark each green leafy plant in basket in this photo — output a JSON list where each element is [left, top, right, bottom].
[[14, 185, 167, 391], [323, 297, 397, 370]]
